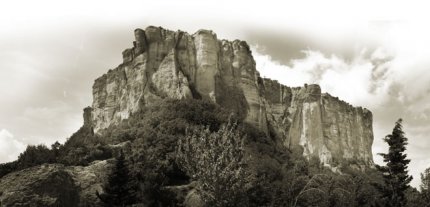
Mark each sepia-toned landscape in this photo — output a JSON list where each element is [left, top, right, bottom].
[[1, 1, 429, 206]]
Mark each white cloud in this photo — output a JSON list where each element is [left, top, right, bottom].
[[0, 129, 25, 163], [252, 24, 430, 188], [253, 46, 389, 107]]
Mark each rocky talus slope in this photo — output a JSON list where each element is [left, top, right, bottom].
[[89, 26, 374, 167]]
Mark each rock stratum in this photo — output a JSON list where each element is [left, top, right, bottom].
[[88, 26, 374, 167]]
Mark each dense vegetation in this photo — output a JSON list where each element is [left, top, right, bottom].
[[177, 121, 249, 206], [1, 98, 429, 206], [96, 150, 137, 206], [420, 168, 430, 206]]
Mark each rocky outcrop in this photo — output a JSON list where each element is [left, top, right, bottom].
[[0, 164, 80, 207], [0, 161, 113, 207], [89, 26, 374, 167], [66, 160, 113, 206], [163, 182, 204, 207]]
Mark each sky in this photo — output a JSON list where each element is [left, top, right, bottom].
[[0, 0, 429, 188]]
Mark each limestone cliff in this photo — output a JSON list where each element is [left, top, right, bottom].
[[89, 26, 374, 167], [262, 82, 374, 167]]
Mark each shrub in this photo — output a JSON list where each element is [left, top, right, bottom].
[[176, 121, 249, 207]]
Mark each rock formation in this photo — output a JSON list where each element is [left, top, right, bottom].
[[89, 26, 374, 167], [0, 161, 113, 207], [0, 164, 80, 206]]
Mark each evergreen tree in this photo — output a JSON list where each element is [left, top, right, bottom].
[[97, 150, 136, 206], [376, 119, 413, 207]]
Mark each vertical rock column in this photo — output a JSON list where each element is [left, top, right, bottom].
[[193, 30, 219, 101], [133, 28, 148, 57], [232, 41, 268, 133]]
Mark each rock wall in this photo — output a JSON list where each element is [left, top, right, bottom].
[[89, 26, 374, 167], [263, 82, 374, 167]]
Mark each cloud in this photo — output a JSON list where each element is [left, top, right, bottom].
[[0, 24, 128, 149], [252, 24, 430, 187], [0, 129, 25, 163], [13, 101, 83, 145], [253, 46, 390, 107]]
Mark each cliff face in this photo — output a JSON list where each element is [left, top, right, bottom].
[[263, 82, 374, 167], [90, 26, 374, 167]]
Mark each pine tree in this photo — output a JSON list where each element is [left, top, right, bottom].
[[376, 119, 413, 207], [96, 150, 136, 207]]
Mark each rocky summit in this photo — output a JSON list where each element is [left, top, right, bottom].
[[89, 26, 374, 168]]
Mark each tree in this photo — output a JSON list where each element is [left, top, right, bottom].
[[51, 141, 61, 158], [17, 144, 56, 169], [96, 150, 136, 206], [0, 161, 18, 178], [176, 121, 248, 207], [420, 167, 430, 204], [405, 187, 428, 207], [128, 144, 169, 206], [376, 119, 413, 207]]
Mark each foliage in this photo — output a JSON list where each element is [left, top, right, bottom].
[[102, 98, 235, 143], [265, 158, 382, 207], [100, 98, 235, 206], [376, 119, 413, 207], [176, 121, 249, 207], [58, 126, 112, 166], [420, 167, 430, 205], [405, 187, 429, 207], [128, 140, 171, 206], [4, 98, 429, 207], [16, 144, 56, 169], [0, 144, 59, 178], [96, 150, 137, 207], [0, 161, 18, 178]]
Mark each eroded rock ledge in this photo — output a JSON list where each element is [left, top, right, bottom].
[[88, 26, 374, 167]]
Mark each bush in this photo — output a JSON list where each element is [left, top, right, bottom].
[[58, 126, 111, 166], [176, 121, 249, 207], [17, 144, 56, 168], [1, 144, 58, 178], [0, 161, 18, 178]]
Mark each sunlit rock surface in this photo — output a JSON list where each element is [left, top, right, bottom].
[[90, 26, 374, 167]]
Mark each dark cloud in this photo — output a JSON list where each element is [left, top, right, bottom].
[[244, 27, 380, 66], [244, 29, 311, 65]]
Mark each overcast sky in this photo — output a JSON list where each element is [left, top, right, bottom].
[[0, 0, 429, 188]]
